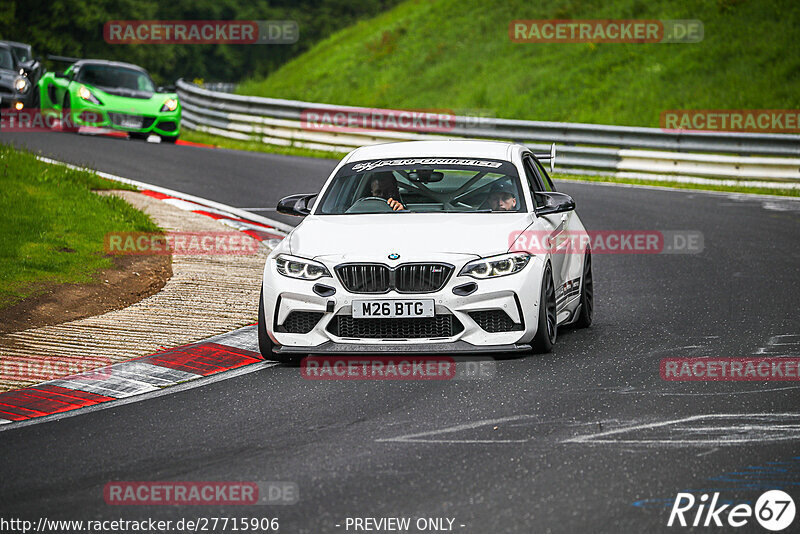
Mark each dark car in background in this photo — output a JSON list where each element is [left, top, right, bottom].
[[0, 40, 41, 108]]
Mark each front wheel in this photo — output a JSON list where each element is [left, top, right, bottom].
[[574, 250, 594, 328], [61, 93, 77, 133], [532, 263, 557, 353]]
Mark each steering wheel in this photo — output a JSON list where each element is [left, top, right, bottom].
[[345, 197, 396, 214]]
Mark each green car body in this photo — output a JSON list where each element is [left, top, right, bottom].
[[38, 59, 181, 142]]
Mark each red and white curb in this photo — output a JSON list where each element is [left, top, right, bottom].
[[0, 326, 267, 426], [0, 159, 293, 429], [36, 155, 295, 235], [138, 189, 286, 242]]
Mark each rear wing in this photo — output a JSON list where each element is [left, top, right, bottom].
[[46, 55, 81, 63], [534, 143, 557, 173]]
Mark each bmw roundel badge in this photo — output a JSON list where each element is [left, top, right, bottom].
[[388, 253, 400, 260]]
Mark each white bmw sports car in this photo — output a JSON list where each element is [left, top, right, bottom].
[[258, 140, 593, 363]]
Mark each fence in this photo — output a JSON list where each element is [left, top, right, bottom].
[[176, 79, 800, 187]]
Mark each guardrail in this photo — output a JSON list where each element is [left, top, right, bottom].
[[176, 79, 800, 187]]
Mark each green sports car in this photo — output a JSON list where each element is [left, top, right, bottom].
[[38, 59, 181, 142]]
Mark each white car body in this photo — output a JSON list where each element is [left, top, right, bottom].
[[260, 140, 591, 358]]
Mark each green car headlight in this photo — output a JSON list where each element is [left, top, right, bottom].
[[275, 254, 331, 280], [459, 252, 531, 279], [78, 85, 103, 105], [160, 98, 178, 112]]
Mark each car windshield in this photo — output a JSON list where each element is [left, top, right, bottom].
[[317, 158, 526, 214], [76, 65, 155, 92], [0, 49, 14, 70], [11, 46, 30, 63]]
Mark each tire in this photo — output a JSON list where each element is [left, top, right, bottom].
[[257, 288, 300, 365], [160, 135, 179, 144], [574, 249, 594, 328], [532, 263, 557, 353], [61, 93, 76, 133]]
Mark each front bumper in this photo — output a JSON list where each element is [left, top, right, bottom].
[[274, 341, 532, 355], [65, 104, 181, 137], [0, 90, 25, 108], [262, 255, 546, 352]]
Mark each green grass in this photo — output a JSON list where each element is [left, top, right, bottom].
[[182, 128, 800, 197], [181, 129, 344, 160], [238, 0, 800, 127], [0, 144, 160, 309]]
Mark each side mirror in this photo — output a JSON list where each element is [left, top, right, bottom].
[[534, 192, 575, 216], [277, 193, 316, 217]]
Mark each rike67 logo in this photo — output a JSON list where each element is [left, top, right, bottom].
[[668, 490, 795, 531]]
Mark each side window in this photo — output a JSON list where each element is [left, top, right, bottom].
[[534, 159, 556, 192], [522, 156, 544, 191], [522, 156, 546, 209]]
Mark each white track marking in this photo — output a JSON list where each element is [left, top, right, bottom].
[[755, 334, 800, 356], [376, 415, 536, 443], [563, 413, 800, 446]]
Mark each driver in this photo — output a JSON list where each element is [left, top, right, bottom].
[[488, 185, 518, 211], [368, 172, 405, 211]]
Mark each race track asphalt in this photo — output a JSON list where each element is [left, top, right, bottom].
[[2, 131, 799, 533]]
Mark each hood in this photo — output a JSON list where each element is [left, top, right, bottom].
[[94, 85, 154, 99], [287, 213, 534, 262]]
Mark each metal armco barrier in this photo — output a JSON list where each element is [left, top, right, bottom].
[[176, 79, 800, 185]]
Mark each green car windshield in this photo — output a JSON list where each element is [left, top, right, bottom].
[[76, 65, 156, 93]]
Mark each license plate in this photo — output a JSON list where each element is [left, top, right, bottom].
[[119, 117, 142, 129], [352, 299, 434, 318]]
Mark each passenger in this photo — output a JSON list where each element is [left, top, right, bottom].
[[488, 185, 517, 211]]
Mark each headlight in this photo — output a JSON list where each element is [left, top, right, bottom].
[[78, 85, 102, 105], [160, 98, 178, 112], [459, 252, 531, 279], [13, 77, 29, 94], [275, 254, 331, 280]]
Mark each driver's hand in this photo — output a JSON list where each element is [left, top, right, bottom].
[[387, 198, 404, 211]]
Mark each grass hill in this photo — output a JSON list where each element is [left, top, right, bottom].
[[237, 0, 800, 127]]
